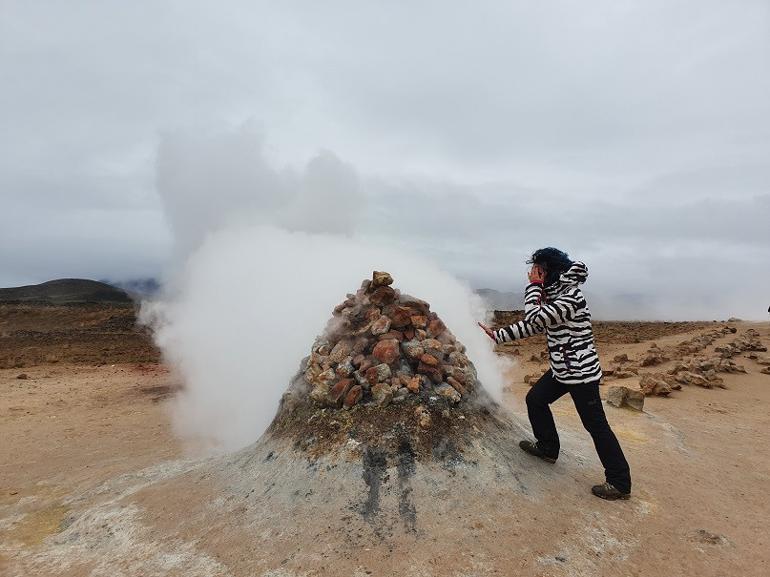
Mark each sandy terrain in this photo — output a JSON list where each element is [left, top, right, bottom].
[[1, 304, 769, 576]]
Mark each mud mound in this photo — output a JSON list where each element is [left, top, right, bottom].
[[119, 272, 545, 563]]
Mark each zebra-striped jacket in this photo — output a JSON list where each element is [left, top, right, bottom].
[[494, 261, 602, 385]]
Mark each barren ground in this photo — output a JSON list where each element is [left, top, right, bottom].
[[1, 304, 769, 576]]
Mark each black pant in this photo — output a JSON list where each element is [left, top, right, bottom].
[[526, 370, 632, 493]]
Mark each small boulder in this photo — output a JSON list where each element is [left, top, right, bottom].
[[606, 386, 644, 411], [343, 385, 363, 408], [371, 271, 394, 287], [372, 339, 400, 364], [370, 315, 392, 336]]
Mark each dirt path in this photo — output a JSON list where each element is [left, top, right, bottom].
[[1, 322, 769, 576]]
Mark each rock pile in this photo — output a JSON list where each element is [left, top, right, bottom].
[[303, 271, 477, 414], [673, 326, 737, 356], [715, 329, 767, 358], [640, 343, 670, 367]]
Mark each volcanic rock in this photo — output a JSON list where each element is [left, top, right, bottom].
[[640, 373, 673, 396], [371, 271, 394, 287], [606, 385, 645, 411]]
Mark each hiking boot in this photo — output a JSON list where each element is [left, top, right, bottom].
[[518, 440, 557, 463], [591, 482, 631, 501]]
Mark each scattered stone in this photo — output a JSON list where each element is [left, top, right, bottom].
[[420, 353, 440, 367], [613, 353, 630, 363], [16, 373, 28, 380], [690, 529, 730, 546], [761, 367, 770, 375], [639, 373, 672, 396], [640, 344, 669, 367], [523, 374, 541, 385], [606, 386, 644, 411]]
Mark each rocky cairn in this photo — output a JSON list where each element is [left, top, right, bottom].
[[303, 271, 476, 414], [264, 270, 506, 458]]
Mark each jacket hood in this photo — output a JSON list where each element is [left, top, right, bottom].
[[547, 261, 588, 294]]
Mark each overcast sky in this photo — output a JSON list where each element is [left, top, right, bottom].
[[1, 1, 769, 318]]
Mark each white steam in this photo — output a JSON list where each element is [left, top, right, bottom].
[[144, 126, 511, 453]]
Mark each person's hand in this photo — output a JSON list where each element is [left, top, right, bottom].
[[478, 322, 496, 341], [528, 264, 545, 284]]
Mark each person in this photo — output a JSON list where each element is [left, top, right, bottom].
[[478, 248, 632, 500]]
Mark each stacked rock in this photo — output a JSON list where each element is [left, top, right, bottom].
[[304, 271, 477, 410]]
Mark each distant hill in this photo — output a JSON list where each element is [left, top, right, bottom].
[[0, 279, 133, 305], [101, 278, 160, 299], [475, 288, 522, 310]]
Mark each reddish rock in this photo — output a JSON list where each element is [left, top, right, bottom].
[[371, 315, 391, 336], [403, 327, 415, 340], [447, 376, 466, 395], [428, 318, 446, 337], [390, 306, 413, 328], [448, 366, 466, 384], [370, 286, 396, 306], [405, 375, 422, 393], [400, 295, 430, 316], [352, 354, 366, 367], [343, 385, 363, 408], [420, 353, 440, 367], [415, 329, 427, 341], [372, 339, 400, 364], [639, 373, 672, 396], [365, 307, 382, 322], [410, 315, 427, 328], [329, 340, 353, 363], [335, 358, 354, 377], [378, 330, 404, 341], [329, 378, 354, 405], [365, 366, 379, 385], [358, 358, 373, 373], [418, 361, 444, 384]]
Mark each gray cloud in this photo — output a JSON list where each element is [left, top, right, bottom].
[[1, 1, 768, 318]]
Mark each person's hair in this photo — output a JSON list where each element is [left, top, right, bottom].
[[527, 247, 573, 286]]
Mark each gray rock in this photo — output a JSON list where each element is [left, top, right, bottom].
[[606, 386, 644, 411]]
